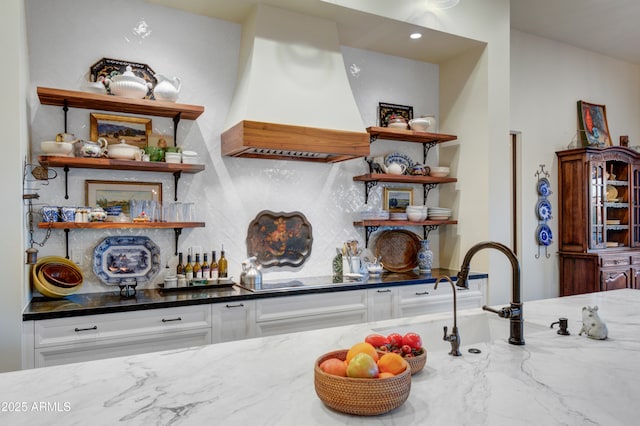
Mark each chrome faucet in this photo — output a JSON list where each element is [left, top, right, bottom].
[[456, 241, 525, 345], [435, 275, 462, 356]]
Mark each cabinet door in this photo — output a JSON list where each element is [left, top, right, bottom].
[[605, 159, 631, 247], [211, 301, 255, 343], [590, 160, 606, 249], [632, 166, 640, 247], [367, 287, 397, 321], [600, 267, 631, 291]]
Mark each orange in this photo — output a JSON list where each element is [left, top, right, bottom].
[[320, 357, 348, 377], [378, 372, 395, 379], [377, 352, 408, 375], [346, 342, 379, 364]]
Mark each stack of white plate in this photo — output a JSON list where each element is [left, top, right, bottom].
[[428, 207, 452, 220], [390, 212, 408, 220]]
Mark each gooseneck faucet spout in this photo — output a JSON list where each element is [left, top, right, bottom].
[[456, 241, 525, 345], [435, 275, 462, 356]]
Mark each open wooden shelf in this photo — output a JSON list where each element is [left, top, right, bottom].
[[38, 156, 204, 173], [37, 87, 204, 120], [366, 126, 457, 143], [353, 173, 457, 184], [38, 222, 205, 230], [354, 220, 457, 227]]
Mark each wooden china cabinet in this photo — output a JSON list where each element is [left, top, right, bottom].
[[556, 146, 640, 295]]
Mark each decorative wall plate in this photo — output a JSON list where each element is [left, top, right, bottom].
[[246, 210, 313, 268], [536, 199, 553, 221], [90, 58, 157, 99], [93, 236, 160, 285], [606, 185, 618, 201], [378, 102, 413, 127], [537, 177, 551, 196], [536, 224, 553, 246], [384, 152, 413, 169], [373, 229, 421, 272]]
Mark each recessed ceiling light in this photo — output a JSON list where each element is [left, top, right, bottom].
[[410, 32, 422, 39]]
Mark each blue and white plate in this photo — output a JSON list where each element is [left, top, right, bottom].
[[536, 199, 553, 221], [93, 236, 160, 285], [536, 224, 553, 246], [384, 152, 414, 169], [537, 178, 551, 196]]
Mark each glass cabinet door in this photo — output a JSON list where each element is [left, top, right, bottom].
[[632, 166, 640, 247], [590, 161, 606, 249], [604, 160, 630, 248]]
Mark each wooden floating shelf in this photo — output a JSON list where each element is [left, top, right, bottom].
[[38, 222, 205, 230], [353, 173, 457, 184], [366, 126, 457, 144], [38, 156, 204, 173], [37, 87, 204, 120], [354, 220, 458, 227]]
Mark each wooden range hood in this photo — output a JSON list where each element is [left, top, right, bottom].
[[221, 120, 370, 163]]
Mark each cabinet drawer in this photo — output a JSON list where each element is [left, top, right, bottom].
[[255, 291, 367, 322], [631, 255, 640, 266], [35, 305, 211, 348], [600, 256, 630, 267]]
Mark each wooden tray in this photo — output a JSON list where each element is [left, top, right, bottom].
[[373, 229, 421, 272]]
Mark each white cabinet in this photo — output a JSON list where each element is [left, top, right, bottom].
[[24, 305, 211, 368], [367, 287, 397, 321], [397, 278, 485, 318], [254, 291, 368, 337], [211, 300, 255, 343]]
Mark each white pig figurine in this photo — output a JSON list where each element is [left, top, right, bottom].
[[579, 305, 608, 340]]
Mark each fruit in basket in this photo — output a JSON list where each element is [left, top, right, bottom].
[[369, 332, 425, 358], [387, 333, 403, 348], [364, 333, 390, 348], [402, 332, 423, 350], [346, 353, 379, 378], [319, 358, 348, 377], [346, 342, 379, 363], [377, 352, 408, 375]]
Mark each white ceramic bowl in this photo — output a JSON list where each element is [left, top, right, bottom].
[[182, 156, 199, 164], [407, 211, 424, 222], [165, 152, 182, 163], [41, 141, 74, 156], [429, 166, 450, 177], [108, 141, 140, 160]]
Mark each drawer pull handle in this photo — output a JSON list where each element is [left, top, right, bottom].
[[225, 303, 244, 308], [456, 287, 469, 291], [74, 326, 97, 332], [415, 291, 429, 295], [161, 317, 182, 323], [377, 289, 391, 293]]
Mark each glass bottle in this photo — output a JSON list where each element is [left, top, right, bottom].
[[201, 252, 210, 280], [417, 240, 433, 272], [193, 253, 202, 279], [210, 251, 219, 280], [185, 254, 194, 282], [219, 249, 228, 278], [176, 252, 184, 276]]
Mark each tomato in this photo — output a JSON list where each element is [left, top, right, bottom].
[[402, 332, 422, 350], [401, 344, 412, 354], [364, 333, 390, 348], [387, 333, 403, 348]]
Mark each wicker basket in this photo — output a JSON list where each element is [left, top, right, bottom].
[[377, 349, 427, 375], [314, 349, 411, 416]]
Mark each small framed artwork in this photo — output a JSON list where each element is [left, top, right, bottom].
[[383, 187, 413, 212], [148, 133, 175, 149], [90, 113, 152, 148], [577, 101, 612, 147], [378, 102, 413, 127], [86, 180, 162, 214]]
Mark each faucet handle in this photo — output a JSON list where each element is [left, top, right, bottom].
[[442, 325, 449, 341]]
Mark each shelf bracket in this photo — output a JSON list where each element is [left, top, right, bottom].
[[63, 165, 70, 199], [369, 134, 378, 143], [423, 183, 438, 203], [173, 171, 182, 201], [365, 225, 380, 248], [365, 181, 378, 204], [64, 228, 70, 259], [63, 99, 69, 133], [173, 228, 182, 255], [172, 112, 182, 146], [423, 141, 437, 163], [423, 224, 439, 240]]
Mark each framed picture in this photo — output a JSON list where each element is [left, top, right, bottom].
[[85, 180, 162, 215], [383, 187, 413, 212], [246, 210, 313, 268], [577, 101, 612, 147], [378, 102, 413, 127], [147, 133, 175, 149], [90, 113, 152, 149]]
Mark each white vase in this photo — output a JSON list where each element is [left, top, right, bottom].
[[417, 240, 433, 272]]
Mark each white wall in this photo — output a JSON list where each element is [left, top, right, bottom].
[[510, 30, 640, 300]]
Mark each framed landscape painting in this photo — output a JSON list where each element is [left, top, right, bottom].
[[85, 180, 162, 214], [383, 187, 413, 212], [90, 113, 152, 148], [577, 101, 612, 147]]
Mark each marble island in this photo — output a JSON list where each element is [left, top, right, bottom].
[[2, 289, 639, 425]]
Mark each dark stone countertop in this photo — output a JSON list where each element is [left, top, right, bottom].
[[23, 268, 487, 321]]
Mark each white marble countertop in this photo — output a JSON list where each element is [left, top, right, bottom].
[[2, 289, 639, 425]]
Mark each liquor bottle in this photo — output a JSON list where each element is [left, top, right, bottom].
[[185, 254, 194, 281], [219, 248, 228, 278], [210, 251, 219, 280], [176, 252, 184, 276], [201, 252, 210, 279], [193, 253, 202, 279]]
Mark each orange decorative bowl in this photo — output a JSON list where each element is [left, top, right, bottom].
[[377, 348, 427, 375], [42, 262, 83, 288], [314, 349, 411, 416]]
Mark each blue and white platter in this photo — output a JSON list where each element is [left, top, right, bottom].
[[384, 152, 414, 169], [536, 224, 553, 246], [93, 236, 160, 285], [536, 199, 553, 221], [537, 177, 551, 196]]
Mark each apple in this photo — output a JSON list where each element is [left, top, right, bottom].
[[320, 357, 348, 377], [364, 333, 390, 348], [346, 353, 379, 378]]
